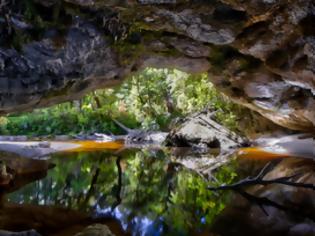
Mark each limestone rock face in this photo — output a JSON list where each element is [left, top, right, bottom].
[[0, 0, 314, 130]]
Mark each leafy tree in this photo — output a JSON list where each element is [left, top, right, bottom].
[[0, 68, 242, 135]]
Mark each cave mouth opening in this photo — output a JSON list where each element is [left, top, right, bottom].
[[0, 68, 250, 138]]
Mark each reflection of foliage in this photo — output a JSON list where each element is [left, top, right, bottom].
[[213, 162, 238, 187], [165, 160, 238, 233], [122, 150, 169, 213], [0, 117, 8, 134], [9, 152, 118, 209], [2, 104, 135, 136], [167, 171, 217, 232], [8, 149, 238, 235], [1, 68, 241, 135]]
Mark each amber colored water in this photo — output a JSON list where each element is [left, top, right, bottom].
[[65, 140, 124, 152], [237, 147, 290, 160]]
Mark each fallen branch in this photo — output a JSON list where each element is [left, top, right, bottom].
[[207, 161, 315, 191], [208, 161, 315, 220], [112, 118, 167, 145]]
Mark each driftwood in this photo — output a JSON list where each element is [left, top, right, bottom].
[[208, 161, 315, 191], [112, 119, 167, 145], [208, 161, 315, 219]]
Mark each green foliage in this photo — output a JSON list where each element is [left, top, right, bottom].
[[3, 104, 137, 136], [1, 68, 241, 135], [8, 149, 238, 235]]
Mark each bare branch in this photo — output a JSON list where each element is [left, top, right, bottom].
[[208, 161, 312, 191]]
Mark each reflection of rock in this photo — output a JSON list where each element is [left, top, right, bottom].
[[255, 158, 315, 207], [0, 153, 51, 191], [165, 111, 247, 152], [1, 156, 51, 175], [75, 224, 116, 236], [170, 149, 232, 179], [0, 203, 89, 234], [0, 202, 123, 236], [212, 158, 315, 236], [0, 161, 13, 186]]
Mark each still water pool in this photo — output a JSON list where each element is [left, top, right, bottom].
[[2, 144, 314, 236]]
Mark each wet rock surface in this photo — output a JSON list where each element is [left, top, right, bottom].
[[165, 111, 247, 152], [0, 0, 314, 130], [0, 141, 79, 159]]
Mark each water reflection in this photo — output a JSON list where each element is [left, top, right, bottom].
[[3, 146, 315, 236], [212, 158, 315, 236], [7, 148, 236, 236]]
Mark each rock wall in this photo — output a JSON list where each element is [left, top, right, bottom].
[[0, 0, 314, 131]]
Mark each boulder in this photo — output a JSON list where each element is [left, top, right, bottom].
[[165, 111, 248, 152]]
